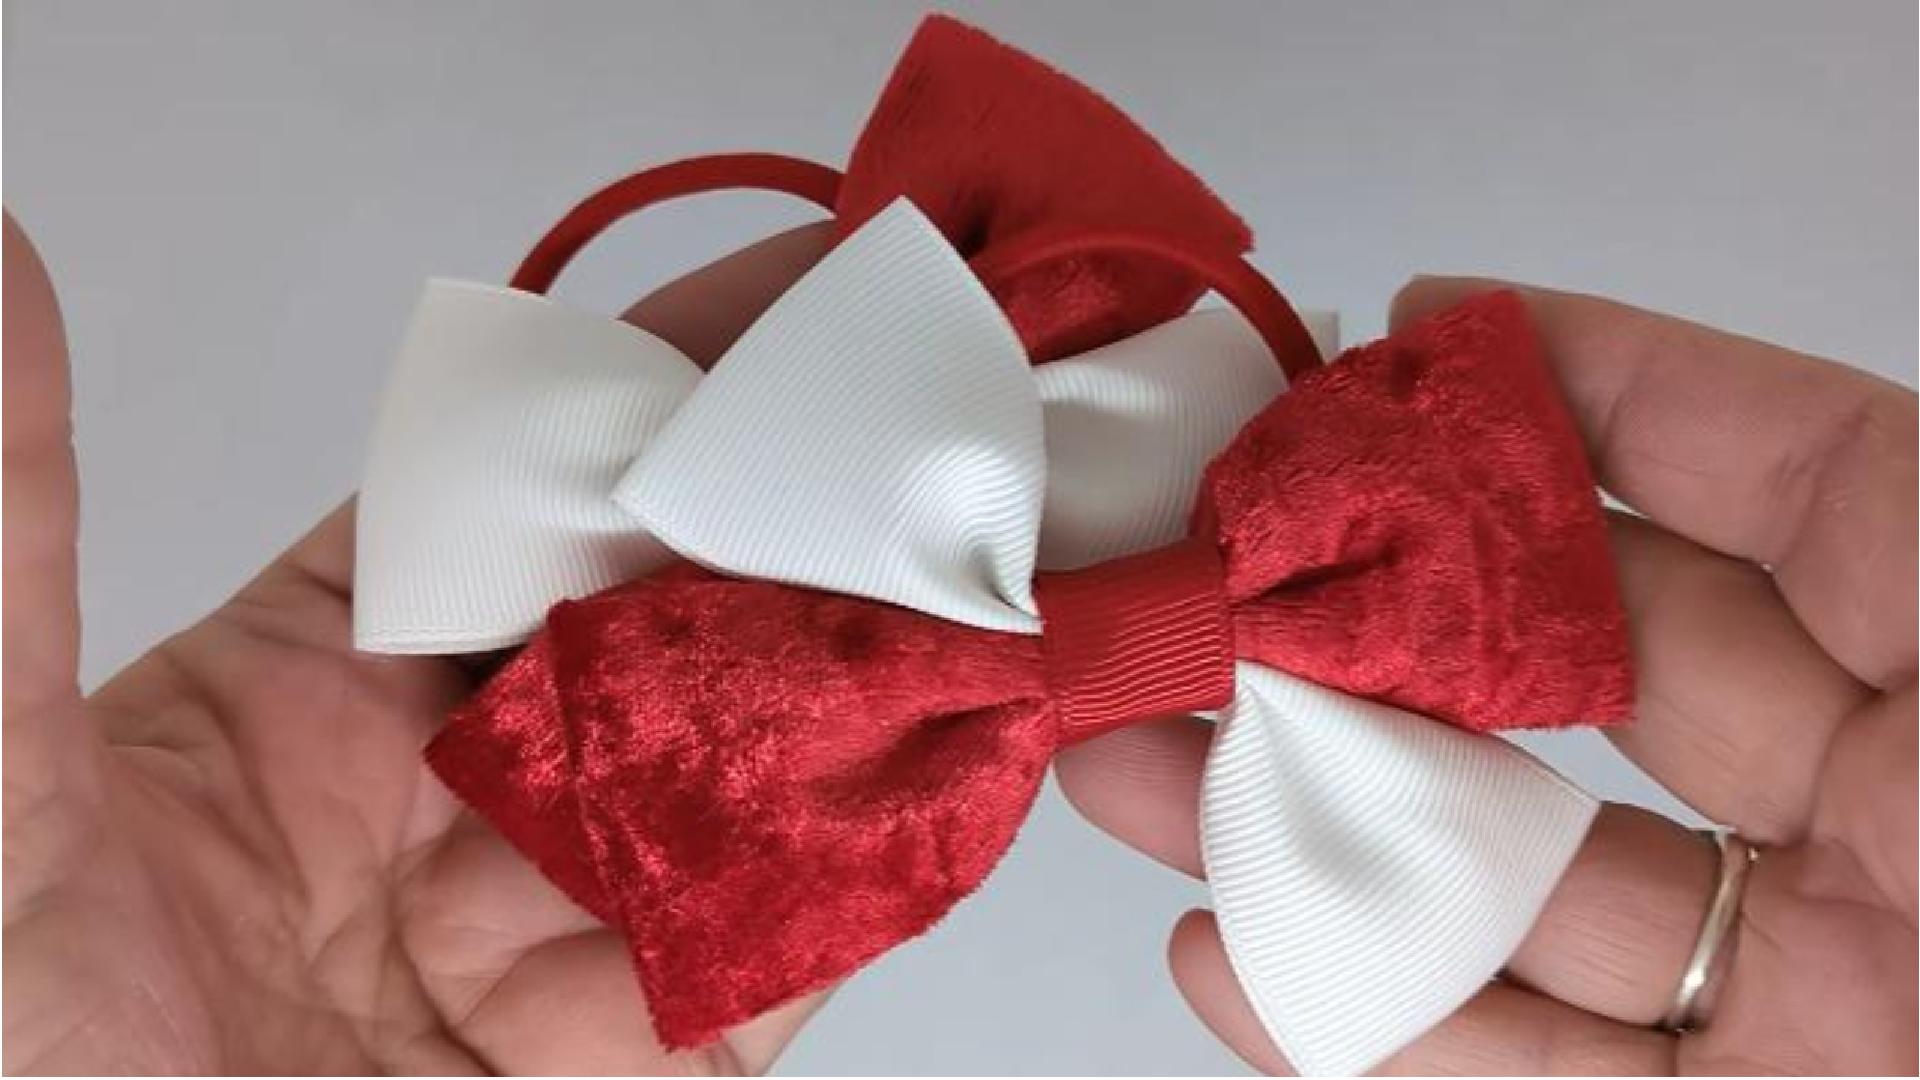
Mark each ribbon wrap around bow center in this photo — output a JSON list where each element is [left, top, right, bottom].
[[1034, 536, 1237, 745]]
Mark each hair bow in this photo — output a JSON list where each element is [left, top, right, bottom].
[[353, 16, 1632, 1077], [419, 203, 1630, 1075]]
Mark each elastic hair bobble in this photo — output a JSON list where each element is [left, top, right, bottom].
[[509, 152, 845, 295], [507, 150, 1321, 382]]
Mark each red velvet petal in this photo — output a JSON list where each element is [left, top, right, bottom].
[[1205, 290, 1633, 730], [438, 576, 1057, 1049], [837, 15, 1251, 362], [426, 634, 615, 924]]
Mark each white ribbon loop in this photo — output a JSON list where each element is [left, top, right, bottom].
[[353, 280, 699, 653], [614, 201, 1048, 633], [1204, 666, 1598, 1076]]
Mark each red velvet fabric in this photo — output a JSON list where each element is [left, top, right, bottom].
[[426, 291, 1633, 1048], [508, 153, 843, 296], [837, 15, 1252, 362], [1210, 289, 1632, 729]]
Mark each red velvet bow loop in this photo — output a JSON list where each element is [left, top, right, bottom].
[[428, 289, 1632, 1049], [836, 15, 1252, 362], [432, 569, 1058, 1046], [1204, 290, 1632, 730]]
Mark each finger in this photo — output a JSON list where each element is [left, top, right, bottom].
[[404, 816, 828, 1075], [1054, 714, 1211, 877], [1811, 682, 1918, 922], [1168, 910, 1675, 1076], [2, 211, 100, 890], [2, 213, 82, 714], [621, 221, 837, 369], [1165, 910, 1288, 1074], [722, 989, 833, 1076], [1392, 277, 1916, 690], [1059, 726, 1725, 1026], [1504, 804, 1714, 1025], [1690, 830, 1920, 1076], [1606, 512, 1870, 840]]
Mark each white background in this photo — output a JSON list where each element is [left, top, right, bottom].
[[7, 1, 1914, 1073]]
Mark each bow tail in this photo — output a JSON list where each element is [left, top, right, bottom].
[[1201, 664, 1597, 1076]]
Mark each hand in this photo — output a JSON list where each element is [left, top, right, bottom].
[[1058, 278, 1918, 1074], [1, 213, 838, 1074]]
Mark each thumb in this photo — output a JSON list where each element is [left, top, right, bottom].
[[4, 212, 82, 710], [4, 213, 81, 705], [4, 211, 99, 902]]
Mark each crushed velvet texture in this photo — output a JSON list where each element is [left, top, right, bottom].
[[1206, 290, 1634, 729], [427, 291, 1634, 1048], [836, 15, 1251, 362], [430, 566, 1057, 1048]]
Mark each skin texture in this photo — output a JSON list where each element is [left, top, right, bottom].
[[4, 210, 1914, 1074]]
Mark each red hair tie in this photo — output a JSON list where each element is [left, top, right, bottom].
[[509, 152, 843, 295], [510, 150, 1323, 380]]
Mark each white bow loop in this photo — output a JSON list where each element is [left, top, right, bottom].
[[1202, 666, 1597, 1076], [353, 280, 698, 652], [614, 201, 1046, 633]]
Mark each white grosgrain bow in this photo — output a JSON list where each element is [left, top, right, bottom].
[[355, 200, 1593, 1076]]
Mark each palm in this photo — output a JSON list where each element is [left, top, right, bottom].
[[2, 216, 831, 1074], [18, 519, 820, 1073]]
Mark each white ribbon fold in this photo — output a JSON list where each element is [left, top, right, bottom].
[[354, 281, 698, 653], [354, 199, 1592, 1076]]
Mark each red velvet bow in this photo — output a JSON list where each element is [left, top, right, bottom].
[[837, 15, 1251, 361], [428, 290, 1632, 1047]]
